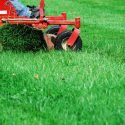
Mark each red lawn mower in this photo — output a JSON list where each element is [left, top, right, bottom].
[[0, 0, 82, 51]]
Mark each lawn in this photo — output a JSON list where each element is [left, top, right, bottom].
[[0, 0, 125, 125]]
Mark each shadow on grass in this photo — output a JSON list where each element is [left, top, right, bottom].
[[0, 24, 47, 52]]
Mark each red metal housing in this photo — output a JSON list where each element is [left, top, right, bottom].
[[0, 0, 81, 47], [0, 0, 81, 28]]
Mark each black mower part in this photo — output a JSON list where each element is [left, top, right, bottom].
[[54, 30, 82, 51], [46, 25, 60, 44], [27, 5, 40, 18]]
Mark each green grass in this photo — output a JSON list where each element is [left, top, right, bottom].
[[1, 0, 125, 125]]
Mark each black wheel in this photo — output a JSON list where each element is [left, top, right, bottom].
[[46, 25, 60, 44], [54, 31, 83, 51]]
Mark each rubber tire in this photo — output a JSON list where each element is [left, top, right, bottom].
[[54, 31, 83, 51], [46, 25, 60, 43], [46, 25, 60, 34], [46, 25, 60, 44]]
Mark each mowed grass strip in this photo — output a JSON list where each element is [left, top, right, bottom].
[[0, 0, 125, 125]]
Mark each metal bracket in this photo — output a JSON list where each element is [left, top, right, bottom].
[[57, 25, 67, 34], [67, 28, 80, 47]]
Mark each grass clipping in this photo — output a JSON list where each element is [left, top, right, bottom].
[[0, 24, 47, 52]]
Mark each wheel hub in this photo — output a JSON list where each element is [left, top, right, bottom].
[[61, 37, 76, 51]]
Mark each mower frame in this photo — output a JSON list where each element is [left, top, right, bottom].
[[0, 0, 82, 49]]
